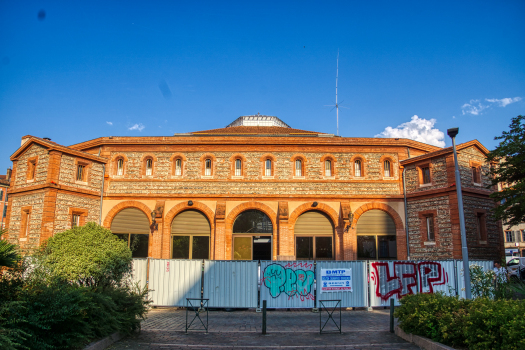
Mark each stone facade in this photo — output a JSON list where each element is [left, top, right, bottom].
[[4, 119, 504, 261]]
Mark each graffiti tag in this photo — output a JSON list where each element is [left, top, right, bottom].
[[370, 261, 449, 301], [262, 263, 315, 301]]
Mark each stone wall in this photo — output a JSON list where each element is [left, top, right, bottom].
[[407, 195, 453, 260], [53, 192, 100, 233], [14, 144, 49, 189], [58, 155, 103, 192], [458, 147, 492, 190], [404, 156, 448, 193], [7, 192, 45, 251], [463, 195, 501, 261]]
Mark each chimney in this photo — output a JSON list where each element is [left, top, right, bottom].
[[6, 168, 12, 182]]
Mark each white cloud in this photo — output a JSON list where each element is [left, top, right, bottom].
[[461, 99, 488, 115], [128, 123, 145, 131], [461, 96, 522, 115], [485, 97, 521, 107], [106, 121, 113, 126], [375, 115, 445, 147]]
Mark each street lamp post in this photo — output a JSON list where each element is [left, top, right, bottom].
[[447, 127, 472, 300]]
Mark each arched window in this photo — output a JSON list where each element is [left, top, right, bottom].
[[356, 210, 397, 259], [325, 160, 332, 177], [116, 158, 124, 176], [171, 210, 210, 259], [384, 160, 391, 177], [295, 211, 334, 260], [235, 159, 242, 176], [354, 160, 362, 177], [265, 159, 272, 176], [295, 159, 302, 177], [205, 159, 212, 176], [232, 209, 273, 260], [111, 208, 149, 258], [175, 158, 182, 176], [145, 158, 153, 176]]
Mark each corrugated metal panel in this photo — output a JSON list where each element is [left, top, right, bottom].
[[148, 259, 202, 306], [203, 260, 258, 308], [171, 210, 210, 235], [294, 211, 334, 235], [316, 261, 368, 308], [111, 208, 150, 234], [260, 260, 315, 308], [131, 258, 148, 291], [417, 260, 456, 296], [456, 260, 494, 299], [357, 210, 396, 235]]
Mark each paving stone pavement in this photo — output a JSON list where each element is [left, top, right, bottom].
[[108, 308, 421, 350]]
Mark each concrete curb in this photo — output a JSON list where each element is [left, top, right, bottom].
[[84, 332, 123, 350], [395, 326, 456, 350]]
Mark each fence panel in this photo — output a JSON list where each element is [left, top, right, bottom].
[[369, 260, 457, 307], [203, 260, 258, 308], [316, 261, 368, 308], [148, 259, 202, 306], [456, 260, 494, 299], [131, 258, 148, 291], [260, 260, 315, 308]]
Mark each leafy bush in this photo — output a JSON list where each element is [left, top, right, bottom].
[[37, 222, 132, 287], [396, 293, 525, 350], [0, 234, 21, 268]]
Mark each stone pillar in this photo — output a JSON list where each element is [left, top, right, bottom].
[[46, 151, 62, 184], [214, 201, 226, 260], [40, 188, 58, 242], [277, 201, 293, 259]]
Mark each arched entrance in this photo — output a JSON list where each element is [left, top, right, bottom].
[[294, 210, 334, 260], [171, 209, 211, 259], [356, 209, 397, 259], [111, 207, 150, 258], [232, 210, 273, 260]]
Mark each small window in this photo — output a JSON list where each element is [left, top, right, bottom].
[[76, 164, 85, 181], [325, 160, 332, 177], [295, 159, 302, 177], [145, 158, 153, 176], [21, 209, 31, 238], [205, 159, 212, 176], [522, 230, 525, 242], [235, 159, 242, 176], [422, 166, 431, 184], [265, 159, 272, 176], [384, 160, 391, 177], [72, 214, 81, 228], [505, 231, 514, 243], [2, 206, 6, 219], [426, 216, 435, 241], [175, 159, 182, 176], [355, 160, 362, 177], [117, 158, 124, 176], [472, 166, 481, 183], [476, 213, 487, 241], [28, 160, 37, 180]]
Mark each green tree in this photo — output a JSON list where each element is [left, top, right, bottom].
[[0, 232, 21, 269], [38, 222, 132, 287], [486, 115, 525, 227]]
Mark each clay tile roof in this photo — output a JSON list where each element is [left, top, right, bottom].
[[191, 125, 323, 136]]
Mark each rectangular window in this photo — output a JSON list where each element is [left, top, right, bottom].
[[233, 236, 252, 260], [21, 209, 31, 238], [2, 206, 6, 218], [295, 236, 333, 260], [506, 231, 514, 243], [0, 190, 3, 200], [522, 230, 525, 242], [426, 216, 435, 241], [357, 236, 376, 259], [325, 160, 332, 177], [265, 160, 272, 176], [175, 159, 182, 176], [515, 231, 521, 243], [28, 160, 37, 180], [476, 213, 487, 241], [145, 159, 153, 176], [355, 160, 362, 177], [205, 159, 212, 176], [235, 159, 242, 176], [384, 160, 391, 177], [71, 214, 80, 227], [76, 164, 85, 181], [422, 167, 431, 184], [296, 237, 313, 259], [472, 166, 481, 183], [117, 159, 124, 176], [295, 160, 302, 176], [378, 235, 397, 259]]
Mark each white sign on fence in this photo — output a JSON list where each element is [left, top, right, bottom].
[[320, 268, 352, 293]]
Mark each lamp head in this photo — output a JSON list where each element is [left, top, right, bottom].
[[447, 128, 459, 138]]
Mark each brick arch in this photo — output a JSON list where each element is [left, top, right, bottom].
[[102, 200, 153, 229], [288, 202, 340, 229], [226, 202, 277, 229], [352, 202, 404, 231], [164, 201, 215, 231], [224, 202, 277, 260]]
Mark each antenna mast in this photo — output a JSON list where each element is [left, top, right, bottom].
[[336, 50, 339, 135]]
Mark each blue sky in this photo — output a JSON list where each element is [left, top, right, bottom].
[[1, 0, 524, 172]]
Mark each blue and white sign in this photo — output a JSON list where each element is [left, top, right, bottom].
[[320, 268, 352, 293]]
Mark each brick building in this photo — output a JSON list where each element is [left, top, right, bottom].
[[4, 115, 504, 261], [0, 171, 10, 229]]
